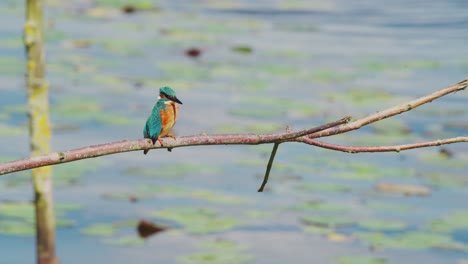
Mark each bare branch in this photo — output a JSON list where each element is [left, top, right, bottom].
[[0, 79, 466, 177], [0, 117, 350, 176], [301, 137, 468, 153], [308, 78, 467, 138]]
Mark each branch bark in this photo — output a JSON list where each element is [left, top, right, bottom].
[[0, 79, 466, 177]]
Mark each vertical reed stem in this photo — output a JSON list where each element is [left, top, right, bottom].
[[25, 0, 58, 263]]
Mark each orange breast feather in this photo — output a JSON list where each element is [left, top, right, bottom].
[[159, 102, 178, 137]]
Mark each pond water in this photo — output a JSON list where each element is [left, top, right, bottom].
[[0, 1, 467, 264]]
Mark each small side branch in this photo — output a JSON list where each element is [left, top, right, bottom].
[[308, 78, 467, 138], [302, 137, 468, 153], [258, 143, 280, 192]]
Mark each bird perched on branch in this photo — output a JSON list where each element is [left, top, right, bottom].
[[143, 86, 183, 154]]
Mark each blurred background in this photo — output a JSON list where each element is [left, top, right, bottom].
[[0, 0, 467, 263]]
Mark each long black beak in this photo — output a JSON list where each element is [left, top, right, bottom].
[[169, 95, 183, 104]]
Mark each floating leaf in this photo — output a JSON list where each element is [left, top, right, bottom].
[[104, 236, 145, 246], [0, 221, 34, 236], [355, 231, 468, 251], [303, 225, 334, 235], [293, 200, 349, 212], [312, 69, 352, 83], [125, 165, 196, 178], [301, 215, 354, 228], [178, 252, 253, 264], [419, 152, 468, 169], [374, 183, 431, 196], [425, 211, 468, 233], [231, 46, 253, 54], [81, 223, 116, 236], [365, 202, 412, 212], [336, 256, 387, 264], [153, 207, 240, 235], [359, 219, 407, 231]]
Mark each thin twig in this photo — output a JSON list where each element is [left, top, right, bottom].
[[258, 143, 280, 192], [301, 137, 468, 153], [308, 78, 467, 138]]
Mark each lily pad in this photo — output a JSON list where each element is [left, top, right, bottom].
[[124, 163, 221, 178], [324, 88, 398, 107], [358, 219, 407, 231], [178, 239, 254, 264], [81, 223, 116, 236], [293, 200, 349, 212], [419, 152, 468, 169], [425, 211, 468, 233], [0, 221, 35, 236], [336, 256, 387, 264], [303, 225, 334, 235], [374, 183, 431, 196], [301, 215, 355, 228], [152, 207, 241, 235], [355, 231, 468, 251], [365, 202, 412, 212], [103, 236, 145, 246], [231, 46, 253, 54]]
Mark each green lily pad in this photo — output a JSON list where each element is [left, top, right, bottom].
[[152, 207, 240, 235], [54, 159, 110, 186], [243, 210, 273, 219], [336, 256, 387, 264], [425, 210, 468, 233], [159, 62, 210, 81], [0, 124, 26, 135], [324, 88, 399, 107], [420, 172, 468, 188], [303, 225, 334, 235], [0, 57, 24, 74], [355, 231, 468, 251], [178, 252, 254, 264], [200, 240, 247, 251], [0, 221, 35, 236], [237, 97, 320, 117], [95, 0, 155, 10], [125, 163, 221, 178], [312, 69, 352, 83], [81, 223, 116, 236], [419, 152, 468, 169], [0, 202, 80, 235], [333, 162, 414, 181], [358, 219, 407, 231], [52, 97, 139, 126], [231, 46, 253, 54], [365, 202, 412, 212], [293, 200, 349, 212], [301, 215, 355, 228], [178, 239, 254, 264], [103, 236, 145, 246]]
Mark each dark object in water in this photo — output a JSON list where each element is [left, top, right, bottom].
[[137, 220, 168, 238], [185, 47, 202, 58]]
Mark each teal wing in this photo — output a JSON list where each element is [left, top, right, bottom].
[[143, 108, 163, 144]]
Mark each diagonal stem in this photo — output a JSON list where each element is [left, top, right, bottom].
[[258, 143, 280, 192]]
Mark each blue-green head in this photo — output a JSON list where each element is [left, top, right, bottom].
[[159, 86, 183, 104]]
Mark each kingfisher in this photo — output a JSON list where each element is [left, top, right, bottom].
[[143, 86, 183, 155]]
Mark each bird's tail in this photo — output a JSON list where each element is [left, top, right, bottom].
[[143, 149, 149, 155]]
